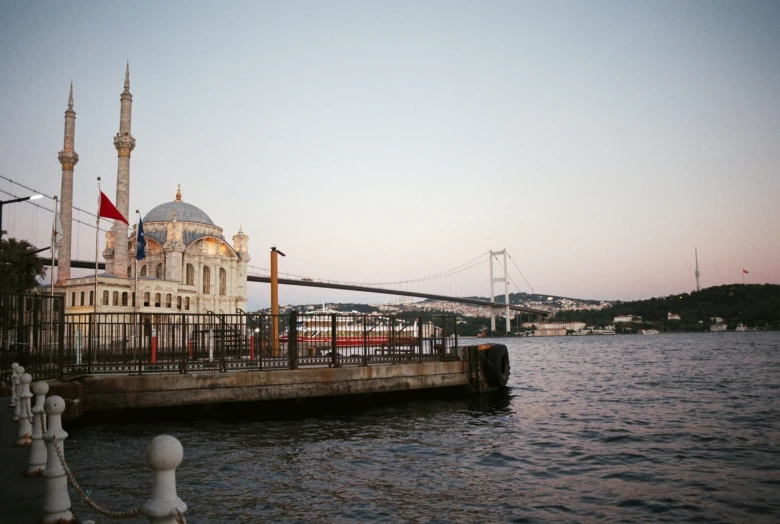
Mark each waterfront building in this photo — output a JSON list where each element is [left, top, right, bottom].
[[668, 312, 681, 321], [613, 314, 642, 323], [55, 67, 249, 315]]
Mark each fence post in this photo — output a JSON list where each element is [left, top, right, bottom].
[[330, 314, 338, 368], [418, 317, 423, 363], [289, 311, 298, 370], [9, 362, 19, 408], [13, 365, 24, 421], [16, 372, 33, 446], [362, 316, 368, 367], [42, 395, 75, 524], [58, 297, 65, 379], [390, 317, 396, 365], [453, 317, 458, 354], [140, 435, 187, 524], [151, 329, 158, 365], [28, 380, 49, 475]]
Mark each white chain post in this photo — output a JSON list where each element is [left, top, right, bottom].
[[13, 365, 24, 421], [16, 372, 33, 446], [9, 362, 19, 408], [27, 380, 50, 475], [140, 435, 187, 524], [42, 395, 76, 524]]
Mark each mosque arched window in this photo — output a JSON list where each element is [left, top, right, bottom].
[[177, 296, 182, 310], [140, 265, 147, 277], [166, 294, 172, 308], [131, 292, 135, 307], [219, 268, 227, 296], [80, 292, 85, 306], [156, 263, 163, 279], [186, 264, 194, 286], [122, 292, 128, 306], [203, 266, 211, 294], [89, 291, 94, 306], [144, 292, 150, 307], [127, 266, 132, 277], [71, 293, 76, 307], [113, 291, 119, 306], [103, 290, 109, 305], [155, 293, 161, 307], [184, 297, 190, 311]]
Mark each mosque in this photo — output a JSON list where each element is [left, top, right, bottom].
[[56, 66, 249, 315]]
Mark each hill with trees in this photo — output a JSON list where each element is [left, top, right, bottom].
[[551, 284, 780, 331]]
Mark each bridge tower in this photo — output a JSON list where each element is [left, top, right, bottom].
[[489, 249, 511, 334]]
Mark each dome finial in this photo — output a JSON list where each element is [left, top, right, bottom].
[[175, 184, 182, 201]]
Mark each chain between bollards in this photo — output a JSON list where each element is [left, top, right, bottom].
[[52, 435, 142, 520]]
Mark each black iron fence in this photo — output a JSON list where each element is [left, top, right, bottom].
[[1, 292, 65, 387], [2, 293, 458, 379]]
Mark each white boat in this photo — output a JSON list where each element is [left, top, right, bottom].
[[735, 323, 747, 332], [640, 329, 660, 335]]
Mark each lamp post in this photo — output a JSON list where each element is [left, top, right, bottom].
[[0, 195, 44, 240], [270, 246, 286, 357]]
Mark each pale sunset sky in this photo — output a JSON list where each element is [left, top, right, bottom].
[[1, 1, 778, 309]]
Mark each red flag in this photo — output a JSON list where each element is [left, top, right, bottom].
[[98, 191, 128, 225], [742, 269, 749, 274]]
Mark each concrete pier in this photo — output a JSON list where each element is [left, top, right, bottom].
[[49, 360, 471, 420]]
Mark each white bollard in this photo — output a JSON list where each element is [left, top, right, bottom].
[[42, 395, 76, 524], [13, 365, 24, 421], [140, 435, 187, 524], [9, 362, 19, 408], [27, 380, 50, 475], [16, 373, 33, 446]]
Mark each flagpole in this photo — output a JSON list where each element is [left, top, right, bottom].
[[50, 196, 57, 366], [135, 210, 139, 315], [94, 177, 101, 363], [135, 210, 139, 361]]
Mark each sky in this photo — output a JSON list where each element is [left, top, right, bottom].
[[1, 1, 779, 310]]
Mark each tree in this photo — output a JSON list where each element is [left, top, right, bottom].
[[0, 235, 46, 293]]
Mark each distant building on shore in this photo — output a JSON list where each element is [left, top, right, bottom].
[[614, 315, 642, 323]]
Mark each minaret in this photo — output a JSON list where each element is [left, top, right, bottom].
[[695, 248, 701, 292], [56, 84, 79, 285], [112, 63, 136, 278]]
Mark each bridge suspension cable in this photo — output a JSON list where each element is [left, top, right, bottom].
[[507, 250, 535, 294], [247, 251, 491, 288]]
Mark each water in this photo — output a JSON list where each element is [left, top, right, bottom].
[[66, 332, 780, 523]]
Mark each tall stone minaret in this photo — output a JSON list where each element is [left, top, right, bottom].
[[112, 63, 136, 278], [56, 83, 78, 285]]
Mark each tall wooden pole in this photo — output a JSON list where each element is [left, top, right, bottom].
[[270, 247, 285, 356]]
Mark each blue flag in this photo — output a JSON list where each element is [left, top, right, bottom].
[[136, 217, 146, 261]]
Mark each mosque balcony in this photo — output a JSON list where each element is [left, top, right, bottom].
[[113, 133, 136, 152]]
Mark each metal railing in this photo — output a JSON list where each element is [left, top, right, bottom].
[[2, 293, 458, 378], [1, 293, 64, 386]]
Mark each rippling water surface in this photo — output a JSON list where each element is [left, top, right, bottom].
[[66, 332, 780, 522]]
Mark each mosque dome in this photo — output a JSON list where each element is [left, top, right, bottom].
[[143, 185, 215, 225]]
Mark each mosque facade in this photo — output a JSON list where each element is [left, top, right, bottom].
[[57, 67, 249, 315]]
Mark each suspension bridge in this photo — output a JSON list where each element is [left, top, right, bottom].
[[1, 175, 550, 322]]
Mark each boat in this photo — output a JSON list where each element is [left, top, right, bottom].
[[640, 329, 660, 335], [735, 323, 747, 332], [279, 313, 441, 348]]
